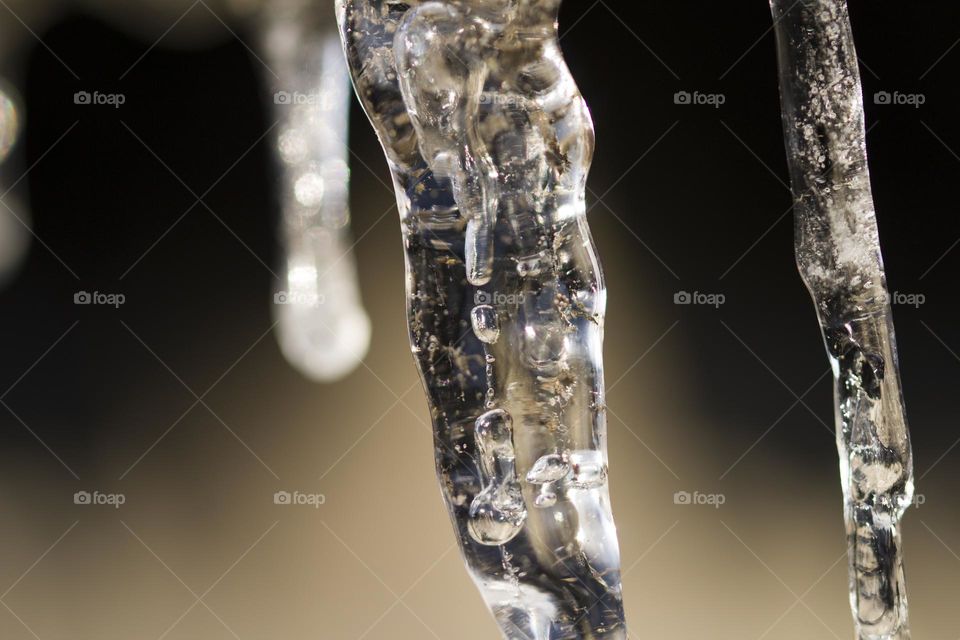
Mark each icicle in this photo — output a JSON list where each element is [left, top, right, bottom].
[[0, 87, 17, 163], [258, 0, 371, 382], [0, 83, 29, 284], [338, 0, 626, 637], [770, 2, 914, 638]]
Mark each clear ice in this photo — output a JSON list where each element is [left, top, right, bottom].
[[259, 0, 371, 382], [337, 0, 626, 636], [770, 1, 914, 637]]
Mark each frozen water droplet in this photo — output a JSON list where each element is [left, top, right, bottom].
[[468, 486, 527, 545], [465, 217, 493, 286], [469, 409, 526, 545], [534, 486, 557, 508], [470, 304, 500, 344], [516, 253, 545, 278], [525, 454, 569, 484], [567, 450, 607, 489]]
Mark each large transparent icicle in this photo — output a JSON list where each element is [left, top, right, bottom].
[[259, 0, 371, 382], [770, 1, 913, 637], [338, 0, 626, 637]]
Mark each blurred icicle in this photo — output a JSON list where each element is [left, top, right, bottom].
[[257, 0, 371, 382], [0, 83, 30, 284], [771, 1, 914, 637]]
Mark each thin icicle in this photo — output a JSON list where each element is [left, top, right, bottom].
[[771, 1, 913, 638]]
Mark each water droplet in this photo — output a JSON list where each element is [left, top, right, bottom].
[[567, 450, 607, 489], [471, 304, 500, 344], [465, 217, 493, 286], [534, 486, 557, 508], [526, 454, 569, 484], [469, 409, 527, 545], [516, 253, 545, 278]]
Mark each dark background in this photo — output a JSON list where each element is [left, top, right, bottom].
[[0, 1, 957, 638]]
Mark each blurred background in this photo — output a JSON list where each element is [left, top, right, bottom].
[[0, 1, 957, 638]]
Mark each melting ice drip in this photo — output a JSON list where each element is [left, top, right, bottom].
[[258, 0, 371, 382], [771, 1, 914, 637], [339, 0, 626, 637]]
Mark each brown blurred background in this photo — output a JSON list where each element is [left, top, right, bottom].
[[0, 1, 958, 638]]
